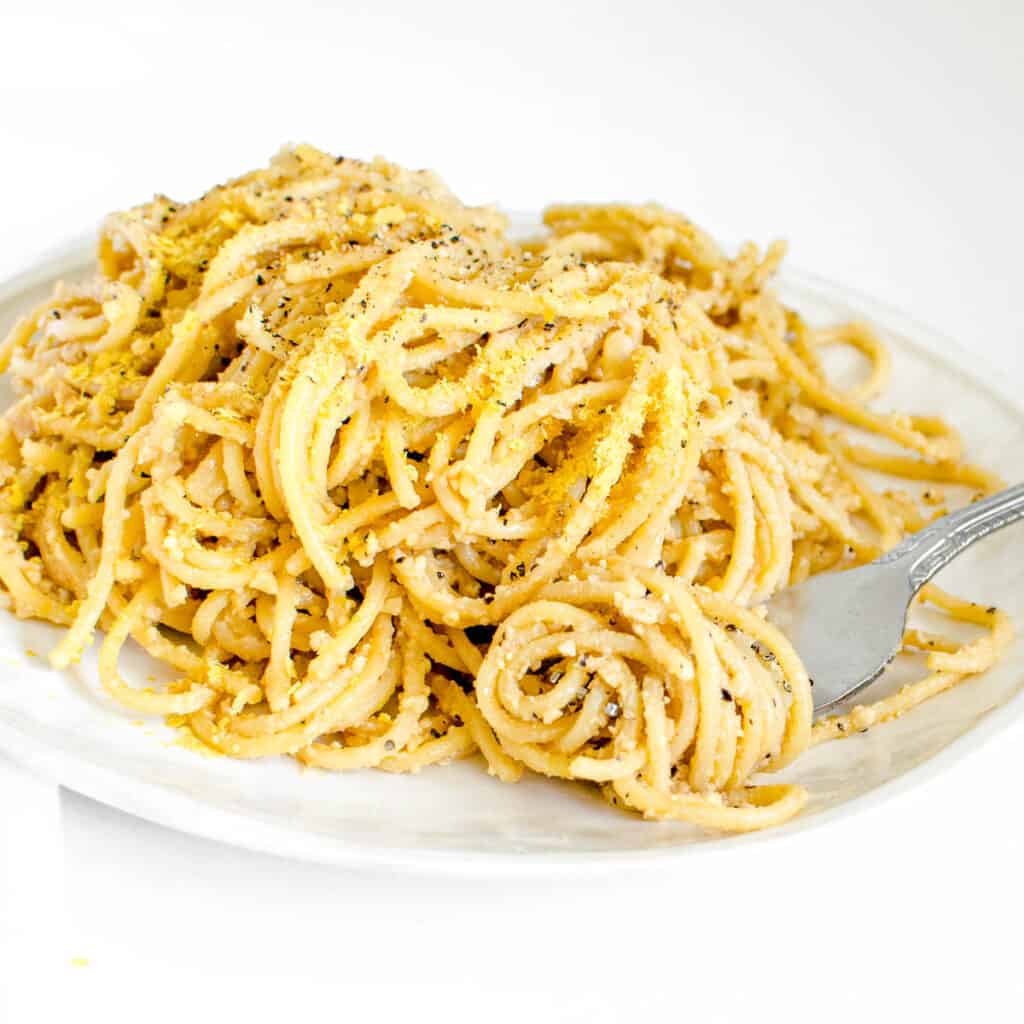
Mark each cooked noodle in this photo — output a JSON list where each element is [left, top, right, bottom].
[[0, 146, 1010, 831]]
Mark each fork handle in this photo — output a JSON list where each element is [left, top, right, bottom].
[[878, 482, 1024, 591]]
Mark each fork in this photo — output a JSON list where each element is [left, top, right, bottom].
[[763, 483, 1024, 714]]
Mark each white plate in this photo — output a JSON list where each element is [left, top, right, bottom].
[[0, 230, 1022, 874]]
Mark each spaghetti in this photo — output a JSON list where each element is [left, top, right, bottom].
[[0, 146, 1010, 832]]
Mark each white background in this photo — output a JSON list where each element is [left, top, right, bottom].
[[1, 1, 1022, 1020]]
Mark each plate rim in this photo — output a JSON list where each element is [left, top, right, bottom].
[[0, 229, 1021, 875]]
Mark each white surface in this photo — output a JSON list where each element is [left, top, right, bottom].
[[1, 0, 1022, 1020], [3, 242, 1024, 871]]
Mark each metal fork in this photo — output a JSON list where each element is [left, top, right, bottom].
[[763, 483, 1024, 714]]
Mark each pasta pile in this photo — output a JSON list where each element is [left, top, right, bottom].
[[0, 146, 1010, 831]]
